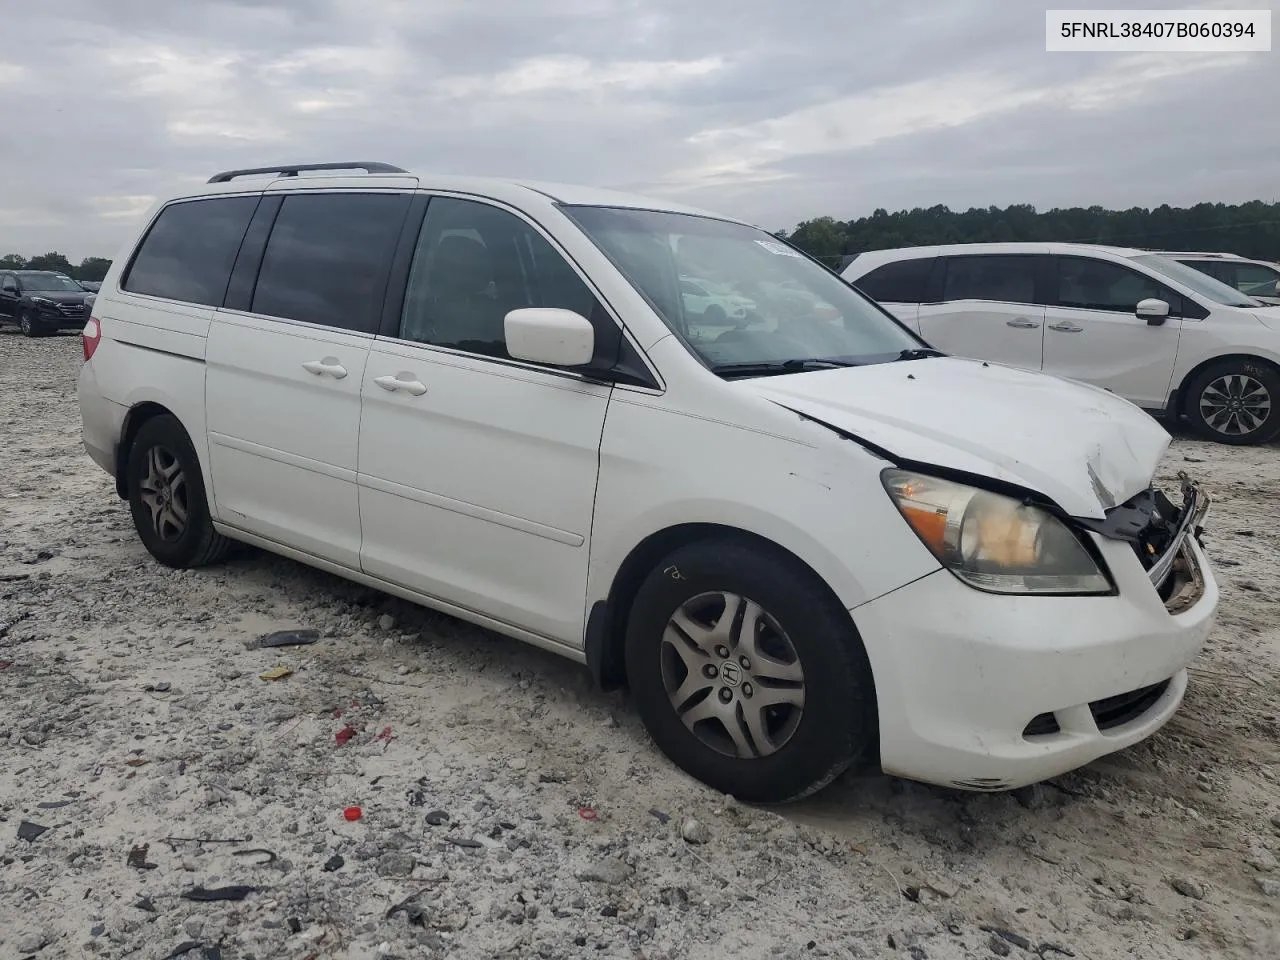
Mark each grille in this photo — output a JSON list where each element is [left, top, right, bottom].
[[1021, 679, 1171, 738], [58, 303, 86, 316]]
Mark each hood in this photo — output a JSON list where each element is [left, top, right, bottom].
[[742, 356, 1170, 519]]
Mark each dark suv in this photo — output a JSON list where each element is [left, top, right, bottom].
[[0, 270, 94, 337]]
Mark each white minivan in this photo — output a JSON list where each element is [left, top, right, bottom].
[[843, 242, 1280, 445], [78, 163, 1218, 802]]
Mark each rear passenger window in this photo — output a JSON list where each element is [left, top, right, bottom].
[[122, 197, 259, 306], [1056, 258, 1169, 312], [941, 256, 1041, 305], [855, 258, 934, 303], [252, 193, 409, 332], [397, 196, 602, 361]]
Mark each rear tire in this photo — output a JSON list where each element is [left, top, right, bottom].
[[1184, 359, 1280, 446], [624, 537, 877, 804], [126, 415, 232, 568]]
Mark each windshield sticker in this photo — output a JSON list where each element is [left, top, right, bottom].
[[754, 239, 804, 258]]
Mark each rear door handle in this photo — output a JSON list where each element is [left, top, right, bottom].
[[1006, 318, 1040, 329], [302, 358, 348, 379], [374, 373, 428, 397], [1048, 322, 1084, 333]]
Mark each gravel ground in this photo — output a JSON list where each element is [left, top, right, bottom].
[[2, 330, 1278, 960]]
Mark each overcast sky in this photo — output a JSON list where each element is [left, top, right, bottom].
[[2, 0, 1277, 260]]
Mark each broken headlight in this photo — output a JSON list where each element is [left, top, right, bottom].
[[881, 469, 1112, 595]]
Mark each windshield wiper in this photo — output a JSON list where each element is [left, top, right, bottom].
[[896, 348, 945, 361], [709, 358, 860, 378]]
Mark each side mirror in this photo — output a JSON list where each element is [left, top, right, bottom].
[[504, 308, 595, 367], [1136, 298, 1170, 326]]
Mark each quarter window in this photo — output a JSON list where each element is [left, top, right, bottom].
[[941, 255, 1041, 305], [122, 196, 259, 306], [251, 193, 409, 332], [1056, 258, 1171, 312], [397, 196, 601, 361]]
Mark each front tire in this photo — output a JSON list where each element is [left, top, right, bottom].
[[126, 415, 232, 568], [19, 309, 44, 338], [1184, 359, 1280, 445], [624, 538, 877, 804]]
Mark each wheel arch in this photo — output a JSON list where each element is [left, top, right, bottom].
[[1172, 352, 1280, 418], [585, 522, 857, 692], [114, 401, 181, 499]]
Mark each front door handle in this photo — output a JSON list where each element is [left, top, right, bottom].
[[302, 358, 348, 378], [374, 373, 428, 397], [1048, 322, 1084, 333], [1006, 318, 1040, 329]]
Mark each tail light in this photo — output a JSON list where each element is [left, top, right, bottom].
[[83, 316, 102, 362]]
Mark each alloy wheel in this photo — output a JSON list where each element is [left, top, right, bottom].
[[661, 591, 805, 759], [138, 445, 189, 542], [1199, 374, 1272, 437]]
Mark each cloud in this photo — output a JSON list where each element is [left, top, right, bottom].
[[3, 0, 1276, 259]]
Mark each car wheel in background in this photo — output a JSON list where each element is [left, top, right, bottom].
[[126, 414, 233, 568], [1185, 359, 1280, 446], [624, 536, 878, 803], [19, 309, 44, 338]]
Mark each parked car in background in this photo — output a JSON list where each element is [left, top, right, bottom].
[[678, 275, 755, 325], [0, 269, 95, 336], [77, 161, 1218, 803], [844, 242, 1280, 445], [1161, 251, 1280, 305]]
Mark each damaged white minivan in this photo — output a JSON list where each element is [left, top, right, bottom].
[[77, 162, 1219, 803]]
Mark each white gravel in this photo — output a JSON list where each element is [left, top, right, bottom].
[[2, 330, 1278, 960]]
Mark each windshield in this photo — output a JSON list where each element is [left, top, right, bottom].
[[1131, 255, 1259, 308], [22, 273, 84, 293], [561, 206, 923, 371]]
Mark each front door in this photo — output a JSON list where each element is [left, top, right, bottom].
[[358, 195, 613, 646], [916, 254, 1048, 372], [205, 190, 411, 569], [1040, 256, 1183, 410]]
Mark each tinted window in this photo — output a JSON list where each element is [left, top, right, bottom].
[[941, 255, 1040, 305], [123, 197, 258, 306], [398, 197, 601, 360], [856, 257, 934, 303], [252, 193, 408, 331], [1057, 257, 1169, 312], [1234, 262, 1280, 297], [1178, 259, 1233, 284]]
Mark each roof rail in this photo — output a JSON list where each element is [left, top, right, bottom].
[[207, 161, 409, 184]]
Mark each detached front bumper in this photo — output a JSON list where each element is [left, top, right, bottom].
[[853, 507, 1218, 792]]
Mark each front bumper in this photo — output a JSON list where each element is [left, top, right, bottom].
[[853, 526, 1218, 791]]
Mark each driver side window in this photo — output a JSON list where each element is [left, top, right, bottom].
[[1056, 257, 1176, 313], [398, 197, 602, 361]]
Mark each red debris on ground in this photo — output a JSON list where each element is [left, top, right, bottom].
[[335, 726, 356, 746]]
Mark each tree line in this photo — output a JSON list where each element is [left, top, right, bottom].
[[0, 252, 112, 282], [776, 200, 1280, 267]]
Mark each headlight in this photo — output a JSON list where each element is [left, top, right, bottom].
[[30, 297, 54, 307], [881, 469, 1112, 595]]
